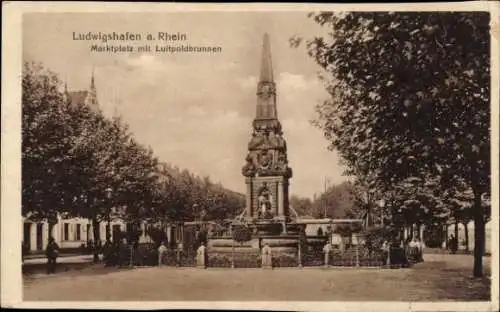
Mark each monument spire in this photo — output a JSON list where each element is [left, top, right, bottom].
[[255, 33, 278, 121], [260, 33, 274, 83]]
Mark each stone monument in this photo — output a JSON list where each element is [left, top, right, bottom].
[[242, 33, 294, 230], [208, 33, 300, 256]]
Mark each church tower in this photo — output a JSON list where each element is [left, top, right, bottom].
[[242, 33, 292, 222], [66, 68, 100, 112], [85, 67, 99, 110]]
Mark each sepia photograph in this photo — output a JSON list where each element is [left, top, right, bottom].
[[1, 2, 499, 311]]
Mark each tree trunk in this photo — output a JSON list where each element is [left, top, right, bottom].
[[92, 217, 100, 263], [443, 223, 449, 249], [48, 222, 55, 239], [107, 216, 111, 242], [472, 189, 485, 277], [454, 218, 459, 244], [463, 222, 469, 252], [419, 223, 425, 247]]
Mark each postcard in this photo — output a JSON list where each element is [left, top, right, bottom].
[[1, 2, 499, 311]]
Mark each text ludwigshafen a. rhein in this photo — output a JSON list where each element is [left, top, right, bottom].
[[73, 31, 186, 43], [73, 31, 222, 54]]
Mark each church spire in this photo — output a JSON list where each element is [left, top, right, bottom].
[[260, 33, 273, 83], [62, 75, 69, 104], [90, 66, 95, 91], [64, 75, 68, 94], [87, 66, 99, 110]]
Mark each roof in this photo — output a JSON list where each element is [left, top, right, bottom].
[[68, 91, 89, 106]]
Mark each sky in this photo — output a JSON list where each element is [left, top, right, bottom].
[[23, 12, 348, 198]]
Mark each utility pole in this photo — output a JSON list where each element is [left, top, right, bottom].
[[323, 177, 329, 219]]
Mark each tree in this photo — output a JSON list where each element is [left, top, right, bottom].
[[294, 12, 490, 276], [22, 62, 73, 226], [289, 195, 313, 217], [22, 62, 246, 260], [310, 181, 357, 219]]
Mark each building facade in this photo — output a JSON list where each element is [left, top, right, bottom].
[[22, 215, 130, 251]]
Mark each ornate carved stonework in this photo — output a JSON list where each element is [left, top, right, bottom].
[[242, 154, 256, 177], [257, 81, 276, 99]]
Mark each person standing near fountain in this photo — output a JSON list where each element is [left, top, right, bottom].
[[157, 241, 168, 267], [262, 243, 272, 269]]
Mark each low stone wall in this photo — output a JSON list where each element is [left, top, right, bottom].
[[208, 235, 299, 254]]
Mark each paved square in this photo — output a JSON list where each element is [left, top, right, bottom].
[[23, 254, 491, 301]]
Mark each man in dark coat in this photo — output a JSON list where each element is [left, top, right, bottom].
[[45, 237, 60, 274], [449, 235, 458, 254]]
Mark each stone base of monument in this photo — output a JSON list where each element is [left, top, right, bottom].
[[207, 220, 303, 265], [252, 220, 301, 236], [208, 235, 299, 254]]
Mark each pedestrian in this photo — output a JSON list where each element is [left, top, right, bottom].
[[323, 241, 332, 267], [176, 240, 183, 267], [45, 237, 60, 274], [157, 241, 168, 267], [450, 235, 458, 254], [118, 237, 128, 267], [87, 239, 94, 253], [408, 237, 419, 262], [381, 240, 390, 266]]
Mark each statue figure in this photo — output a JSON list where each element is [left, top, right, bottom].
[[277, 153, 288, 170], [257, 183, 273, 218], [242, 154, 256, 177], [248, 132, 265, 150], [277, 134, 286, 149], [268, 130, 280, 148]]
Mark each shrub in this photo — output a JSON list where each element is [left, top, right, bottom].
[[232, 225, 252, 244], [234, 253, 261, 268], [273, 254, 298, 267], [132, 243, 158, 266], [160, 250, 180, 266], [208, 254, 232, 268]]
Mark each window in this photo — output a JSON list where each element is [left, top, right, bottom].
[[76, 224, 81, 241], [64, 223, 69, 241]]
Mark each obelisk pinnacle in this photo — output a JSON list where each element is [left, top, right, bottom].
[[255, 33, 278, 121], [260, 33, 274, 83]]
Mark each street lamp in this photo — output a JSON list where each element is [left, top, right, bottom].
[[105, 187, 113, 242], [193, 204, 199, 221]]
